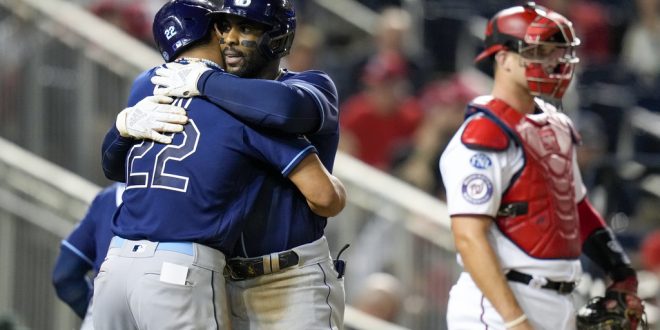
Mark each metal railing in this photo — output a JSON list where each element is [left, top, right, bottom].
[[0, 137, 98, 330]]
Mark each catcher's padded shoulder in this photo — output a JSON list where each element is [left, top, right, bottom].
[[461, 117, 510, 151]]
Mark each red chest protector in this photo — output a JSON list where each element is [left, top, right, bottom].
[[462, 97, 581, 259]]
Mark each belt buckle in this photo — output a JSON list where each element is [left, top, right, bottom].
[[225, 265, 244, 281], [226, 251, 298, 282], [226, 258, 263, 281]]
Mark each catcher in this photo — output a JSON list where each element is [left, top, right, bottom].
[[439, 2, 645, 329]]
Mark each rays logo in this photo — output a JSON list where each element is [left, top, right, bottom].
[[461, 174, 493, 204], [234, 0, 251, 6]]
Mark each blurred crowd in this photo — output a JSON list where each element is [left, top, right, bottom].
[[57, 0, 660, 327]]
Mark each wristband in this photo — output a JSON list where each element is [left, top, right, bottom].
[[504, 314, 527, 329]]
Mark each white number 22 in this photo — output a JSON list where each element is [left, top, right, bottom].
[[164, 26, 177, 40]]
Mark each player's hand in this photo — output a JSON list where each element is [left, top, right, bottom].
[[151, 62, 210, 98], [606, 276, 646, 329], [116, 95, 188, 144]]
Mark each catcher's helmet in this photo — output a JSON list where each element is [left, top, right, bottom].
[[476, 2, 580, 99], [211, 0, 296, 59], [153, 0, 222, 61]]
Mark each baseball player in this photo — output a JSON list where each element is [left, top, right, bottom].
[[52, 183, 124, 330], [114, 1, 346, 329], [439, 3, 644, 330], [95, 1, 345, 329]]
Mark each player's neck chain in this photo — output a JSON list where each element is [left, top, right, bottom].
[[275, 68, 286, 80], [176, 57, 223, 70]]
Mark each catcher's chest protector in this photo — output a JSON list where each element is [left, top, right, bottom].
[[469, 98, 581, 259]]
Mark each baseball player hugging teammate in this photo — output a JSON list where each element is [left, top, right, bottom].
[[440, 2, 645, 330], [97, 0, 347, 329], [56, 0, 648, 329]]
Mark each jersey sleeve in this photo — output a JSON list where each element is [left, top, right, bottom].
[[439, 120, 523, 217], [197, 70, 338, 134], [101, 68, 157, 182], [63, 193, 106, 266], [52, 247, 92, 318], [53, 188, 112, 318], [242, 128, 317, 177]]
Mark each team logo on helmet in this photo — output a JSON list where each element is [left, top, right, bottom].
[[218, 0, 296, 59], [234, 0, 251, 6]]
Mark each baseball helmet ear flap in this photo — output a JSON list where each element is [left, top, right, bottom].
[[153, 0, 223, 61], [212, 0, 296, 59]]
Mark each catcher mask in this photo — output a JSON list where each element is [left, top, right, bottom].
[[476, 2, 580, 99]]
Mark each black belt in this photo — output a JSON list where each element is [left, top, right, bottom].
[[506, 270, 576, 294], [226, 250, 299, 281]]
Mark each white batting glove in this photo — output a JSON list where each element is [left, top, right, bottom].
[[151, 62, 210, 98], [116, 95, 188, 144]]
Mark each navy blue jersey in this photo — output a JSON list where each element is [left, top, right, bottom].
[[52, 183, 123, 317], [195, 69, 340, 257], [102, 65, 316, 254]]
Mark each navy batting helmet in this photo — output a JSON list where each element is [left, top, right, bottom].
[[212, 0, 296, 59], [153, 0, 223, 61]]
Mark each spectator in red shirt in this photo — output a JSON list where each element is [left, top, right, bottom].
[[339, 52, 423, 170], [90, 0, 153, 45], [641, 230, 660, 277]]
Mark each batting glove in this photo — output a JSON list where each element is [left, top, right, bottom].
[[151, 62, 210, 98], [116, 95, 188, 144]]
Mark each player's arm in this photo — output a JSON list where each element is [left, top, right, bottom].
[[101, 69, 187, 181], [451, 216, 533, 330], [578, 202, 645, 328], [151, 62, 338, 134], [572, 146, 638, 289], [101, 126, 137, 182], [287, 153, 346, 217], [572, 144, 644, 327], [442, 116, 532, 329], [579, 198, 637, 287], [244, 126, 345, 217], [52, 244, 93, 318]]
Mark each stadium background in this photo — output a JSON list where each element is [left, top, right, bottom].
[[0, 0, 659, 329]]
